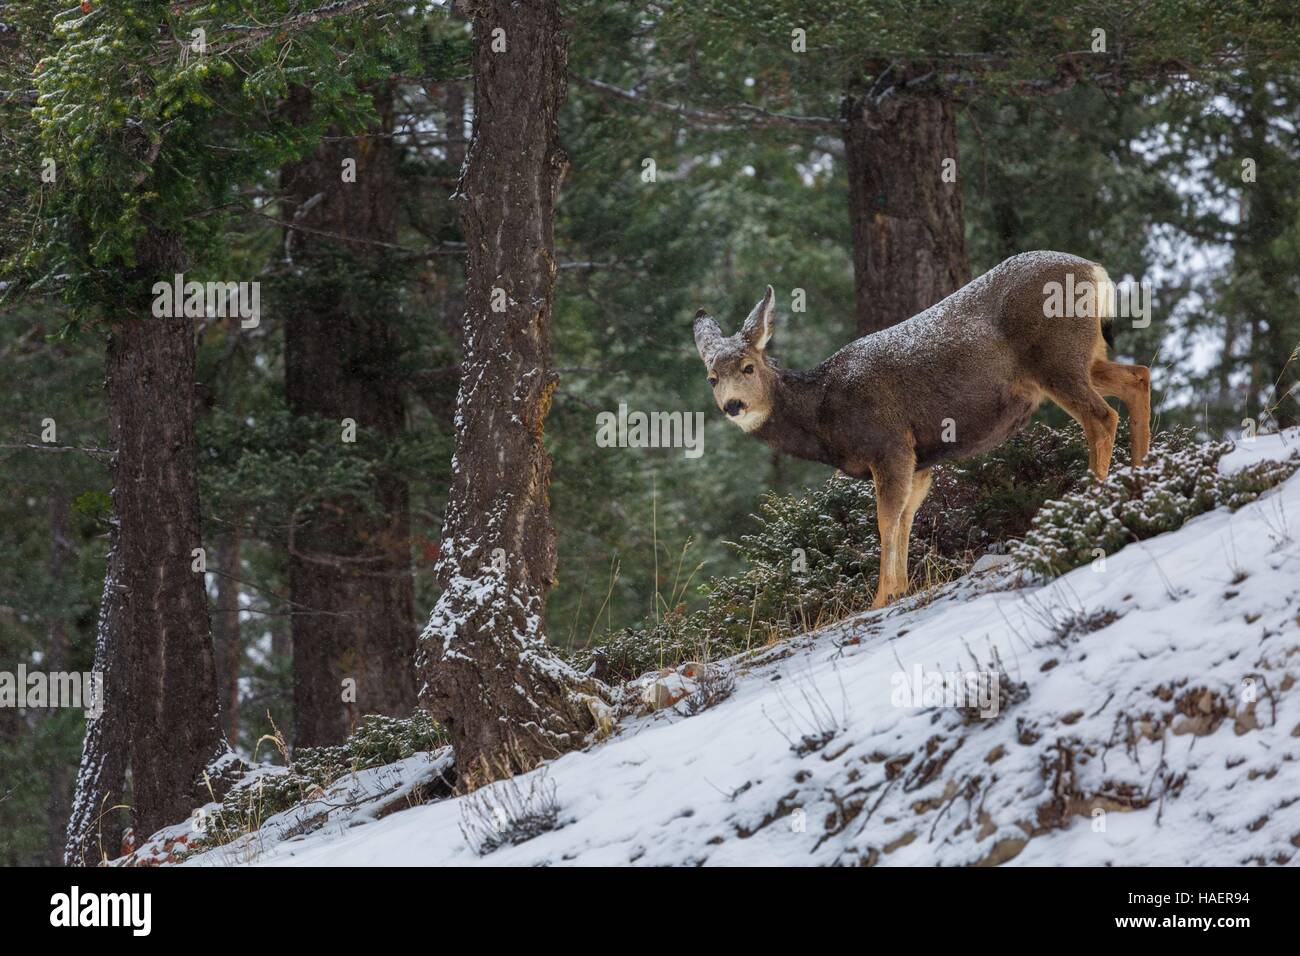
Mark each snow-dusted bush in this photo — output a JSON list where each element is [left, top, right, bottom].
[[708, 471, 888, 640], [915, 420, 1108, 559], [1013, 430, 1299, 576], [681, 665, 738, 716], [192, 713, 446, 851], [953, 645, 1029, 724]]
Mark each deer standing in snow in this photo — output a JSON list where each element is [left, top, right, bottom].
[[693, 251, 1151, 609]]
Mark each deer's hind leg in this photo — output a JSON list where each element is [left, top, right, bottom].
[[1043, 376, 1119, 479], [1091, 359, 1151, 466], [869, 453, 918, 609], [898, 467, 932, 590]]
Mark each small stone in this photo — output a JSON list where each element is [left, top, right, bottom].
[[971, 553, 1017, 573]]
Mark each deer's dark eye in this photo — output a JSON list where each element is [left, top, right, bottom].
[[742, 364, 755, 375], [707, 375, 718, 387]]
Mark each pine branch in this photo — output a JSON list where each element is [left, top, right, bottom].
[[215, 0, 391, 47]]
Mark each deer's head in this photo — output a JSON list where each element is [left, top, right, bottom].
[[693, 285, 778, 433]]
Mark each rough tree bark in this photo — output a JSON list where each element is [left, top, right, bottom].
[[281, 85, 417, 748], [65, 518, 129, 865], [104, 228, 231, 843], [417, 0, 603, 778], [842, 81, 970, 335]]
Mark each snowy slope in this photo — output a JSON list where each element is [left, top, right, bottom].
[[186, 431, 1300, 867]]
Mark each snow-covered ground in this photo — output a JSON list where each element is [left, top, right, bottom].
[[185, 431, 1300, 867]]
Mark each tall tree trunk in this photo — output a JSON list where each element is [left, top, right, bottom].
[[417, 0, 602, 778], [1247, 314, 1263, 413], [212, 530, 243, 744], [841, 85, 970, 335], [102, 228, 230, 842], [281, 85, 417, 748], [65, 517, 130, 865], [1218, 313, 1238, 411]]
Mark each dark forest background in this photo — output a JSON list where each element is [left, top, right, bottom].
[[2, 0, 1298, 863]]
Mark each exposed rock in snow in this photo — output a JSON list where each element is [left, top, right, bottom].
[[175, 432, 1300, 867], [633, 661, 714, 711], [970, 552, 1018, 574]]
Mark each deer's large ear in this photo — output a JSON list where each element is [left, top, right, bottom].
[[693, 309, 724, 362], [740, 285, 775, 351]]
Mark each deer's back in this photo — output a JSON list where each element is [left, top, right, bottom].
[[818, 251, 1105, 469]]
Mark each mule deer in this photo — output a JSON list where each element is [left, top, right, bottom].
[[693, 251, 1151, 609]]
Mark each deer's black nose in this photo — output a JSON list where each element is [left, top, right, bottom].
[[724, 399, 745, 416]]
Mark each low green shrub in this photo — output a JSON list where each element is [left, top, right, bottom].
[[1013, 429, 1298, 576], [915, 420, 1114, 559]]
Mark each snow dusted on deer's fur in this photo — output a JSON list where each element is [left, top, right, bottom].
[[177, 431, 1300, 868], [841, 250, 1099, 365]]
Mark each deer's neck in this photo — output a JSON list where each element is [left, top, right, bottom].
[[754, 367, 835, 465]]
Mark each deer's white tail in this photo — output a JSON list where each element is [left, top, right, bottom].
[[1090, 263, 1116, 350]]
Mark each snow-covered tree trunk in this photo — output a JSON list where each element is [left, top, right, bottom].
[[65, 519, 129, 865], [417, 0, 602, 777], [842, 83, 970, 335]]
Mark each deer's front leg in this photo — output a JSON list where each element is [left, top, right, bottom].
[[869, 453, 916, 609]]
